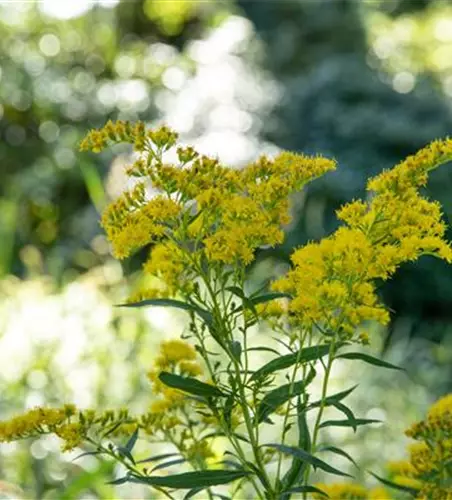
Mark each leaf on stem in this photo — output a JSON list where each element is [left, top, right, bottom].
[[118, 298, 214, 327], [229, 341, 242, 363], [256, 380, 308, 424], [309, 385, 359, 409], [319, 418, 380, 430], [128, 469, 250, 489], [116, 445, 136, 464], [250, 292, 292, 306], [125, 428, 139, 453], [317, 446, 358, 468], [262, 444, 352, 478], [150, 458, 187, 473], [159, 372, 227, 398], [336, 352, 403, 371], [72, 450, 102, 462], [250, 345, 331, 382], [137, 452, 182, 464], [281, 398, 311, 490], [369, 471, 419, 496]]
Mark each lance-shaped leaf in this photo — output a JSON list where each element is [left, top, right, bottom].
[[281, 398, 311, 490], [250, 292, 292, 305], [319, 418, 380, 430], [318, 446, 358, 468], [72, 450, 102, 462], [256, 380, 308, 424], [226, 286, 258, 317], [223, 395, 235, 430], [369, 471, 419, 496], [128, 469, 250, 489], [232, 291, 292, 313], [117, 445, 135, 464], [262, 444, 352, 478], [337, 352, 403, 371], [159, 372, 227, 398], [330, 401, 359, 432], [250, 345, 331, 382], [137, 452, 182, 464], [309, 385, 358, 409], [150, 458, 187, 473], [107, 476, 130, 485], [119, 298, 213, 326], [124, 428, 139, 453], [229, 341, 242, 363]]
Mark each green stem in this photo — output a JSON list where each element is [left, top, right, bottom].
[[86, 437, 176, 500], [302, 341, 336, 496], [274, 331, 308, 494]]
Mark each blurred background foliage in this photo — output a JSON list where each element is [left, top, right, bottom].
[[1, 0, 452, 498]]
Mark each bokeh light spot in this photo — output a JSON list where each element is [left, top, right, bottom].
[[39, 121, 60, 143], [393, 71, 415, 93], [39, 33, 61, 57]]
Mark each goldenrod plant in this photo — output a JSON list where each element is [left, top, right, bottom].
[[1, 121, 452, 499], [384, 394, 452, 500]]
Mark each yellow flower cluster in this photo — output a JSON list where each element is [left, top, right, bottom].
[[81, 122, 336, 296], [0, 405, 76, 443], [273, 138, 452, 339], [314, 482, 391, 499], [0, 405, 141, 451], [80, 120, 176, 153], [388, 393, 452, 499], [147, 339, 204, 420]]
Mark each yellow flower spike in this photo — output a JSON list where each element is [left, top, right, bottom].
[[55, 423, 85, 451], [143, 241, 188, 294], [159, 339, 197, 364], [367, 137, 452, 194]]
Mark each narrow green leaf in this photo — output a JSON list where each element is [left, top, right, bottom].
[[319, 418, 380, 429], [225, 286, 246, 298], [223, 395, 235, 430], [230, 341, 242, 363], [331, 401, 358, 432], [262, 444, 352, 478], [137, 452, 181, 464], [102, 420, 128, 438], [318, 446, 358, 468], [310, 385, 359, 409], [246, 461, 272, 490], [337, 352, 403, 371], [251, 345, 331, 382], [159, 372, 227, 398], [233, 291, 291, 314], [256, 380, 307, 423], [129, 469, 249, 489], [227, 286, 258, 316], [281, 398, 311, 490], [72, 451, 102, 462], [250, 292, 292, 305], [125, 428, 139, 453], [280, 485, 329, 498], [369, 471, 419, 495], [116, 446, 135, 464], [118, 298, 213, 326], [246, 347, 280, 356], [107, 476, 129, 485], [150, 458, 187, 473]]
